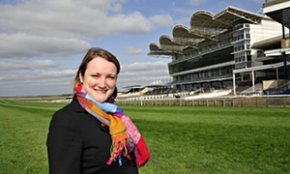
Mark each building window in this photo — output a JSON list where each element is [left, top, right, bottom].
[[234, 44, 245, 52]]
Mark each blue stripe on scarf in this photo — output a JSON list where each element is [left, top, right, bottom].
[[85, 93, 124, 115]]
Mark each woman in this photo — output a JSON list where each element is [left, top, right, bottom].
[[47, 48, 150, 174]]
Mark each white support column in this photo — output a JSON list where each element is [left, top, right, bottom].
[[252, 71, 255, 93], [233, 72, 236, 96]]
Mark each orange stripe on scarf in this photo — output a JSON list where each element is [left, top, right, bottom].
[[77, 95, 129, 165]]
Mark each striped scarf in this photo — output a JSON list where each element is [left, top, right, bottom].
[[75, 84, 150, 167]]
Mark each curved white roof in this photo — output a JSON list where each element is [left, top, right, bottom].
[[149, 6, 268, 56]]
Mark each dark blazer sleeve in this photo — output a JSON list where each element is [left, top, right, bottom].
[[47, 109, 82, 174]]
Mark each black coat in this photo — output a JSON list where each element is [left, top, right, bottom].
[[47, 96, 138, 174]]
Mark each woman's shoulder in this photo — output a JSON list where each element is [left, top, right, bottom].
[[51, 97, 84, 126], [56, 95, 84, 113]]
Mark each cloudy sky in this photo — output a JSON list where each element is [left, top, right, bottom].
[[0, 0, 264, 97]]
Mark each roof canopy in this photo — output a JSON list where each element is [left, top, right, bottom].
[[149, 6, 268, 56], [173, 25, 203, 46]]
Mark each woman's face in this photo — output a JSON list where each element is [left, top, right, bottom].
[[79, 57, 117, 102]]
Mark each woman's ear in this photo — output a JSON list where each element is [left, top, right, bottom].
[[79, 74, 84, 84]]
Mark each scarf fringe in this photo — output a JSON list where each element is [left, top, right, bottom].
[[106, 134, 131, 165]]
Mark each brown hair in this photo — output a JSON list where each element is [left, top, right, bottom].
[[74, 47, 120, 98]]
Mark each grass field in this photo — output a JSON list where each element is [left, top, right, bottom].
[[0, 100, 290, 174]]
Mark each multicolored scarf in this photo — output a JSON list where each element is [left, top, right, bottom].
[[75, 84, 150, 167]]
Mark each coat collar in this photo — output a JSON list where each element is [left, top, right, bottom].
[[69, 94, 87, 113]]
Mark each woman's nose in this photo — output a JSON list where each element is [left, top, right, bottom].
[[98, 77, 107, 88]]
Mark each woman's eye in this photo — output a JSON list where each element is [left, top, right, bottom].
[[108, 76, 116, 80], [91, 74, 99, 78]]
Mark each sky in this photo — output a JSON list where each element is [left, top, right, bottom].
[[0, 0, 265, 97]]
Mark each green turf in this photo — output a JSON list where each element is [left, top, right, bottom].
[[0, 100, 290, 174], [0, 100, 63, 174]]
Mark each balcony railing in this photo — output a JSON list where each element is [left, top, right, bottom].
[[173, 74, 233, 85]]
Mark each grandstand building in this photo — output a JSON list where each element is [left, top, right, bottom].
[[148, 6, 288, 95]]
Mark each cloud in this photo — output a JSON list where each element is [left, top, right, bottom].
[[252, 0, 265, 3], [38, 69, 76, 79], [0, 68, 76, 81], [118, 61, 171, 87], [188, 0, 207, 5], [0, 0, 173, 59], [0, 33, 90, 58], [123, 46, 143, 55], [107, 11, 152, 33], [0, 77, 74, 96], [121, 61, 168, 72], [149, 14, 174, 27], [0, 59, 57, 70], [0, 66, 76, 96]]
